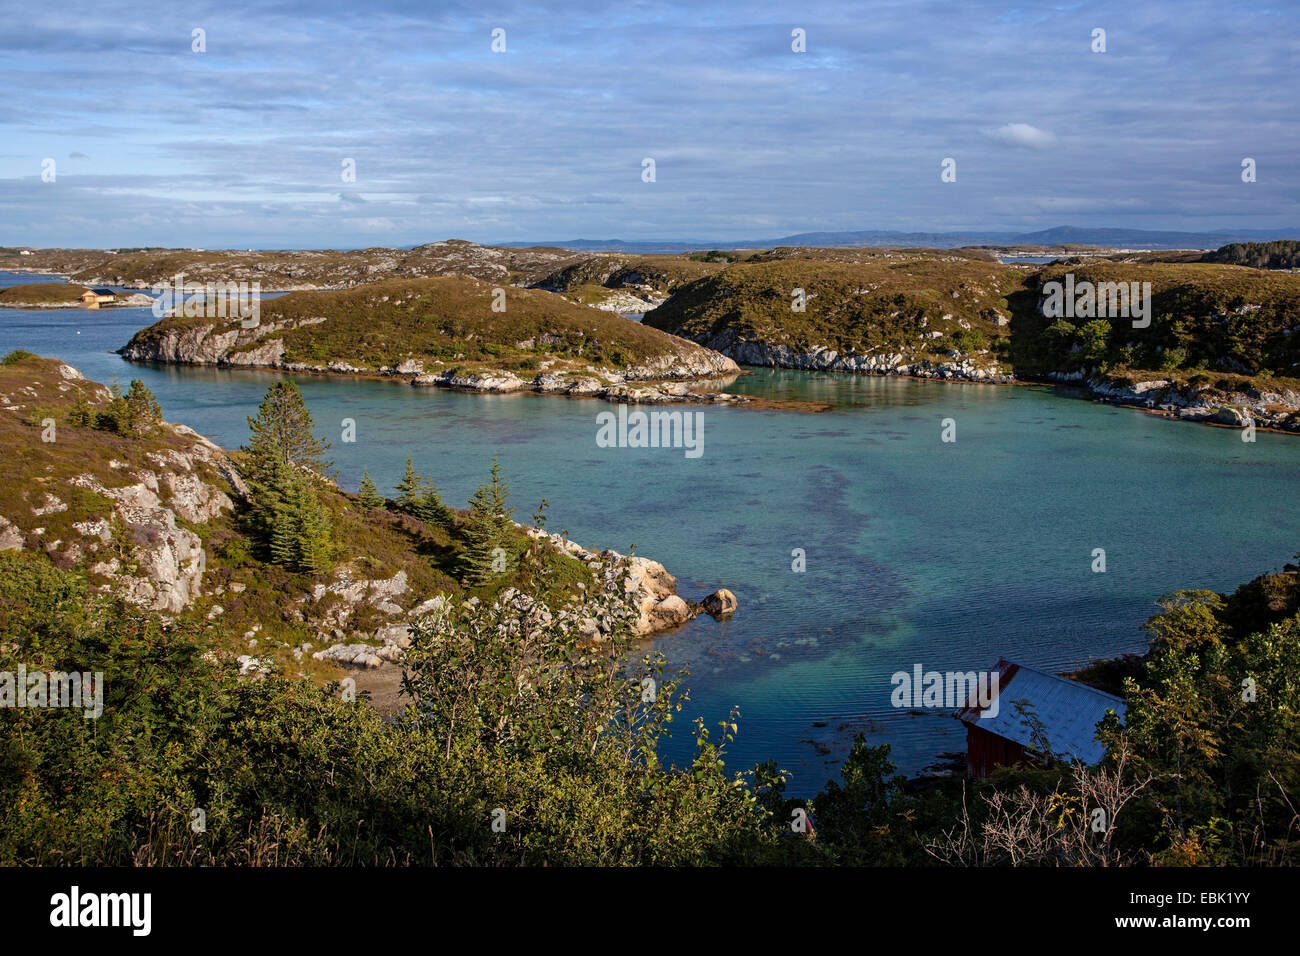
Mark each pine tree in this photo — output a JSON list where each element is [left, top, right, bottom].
[[245, 381, 334, 480], [265, 474, 333, 573], [67, 395, 95, 428], [394, 457, 423, 513], [414, 477, 451, 526], [356, 468, 384, 509], [242, 381, 335, 565], [292, 477, 333, 573], [97, 377, 129, 434], [268, 493, 297, 568], [122, 380, 162, 436], [461, 460, 515, 587], [254, 450, 296, 561]]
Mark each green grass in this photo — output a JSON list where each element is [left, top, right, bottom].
[[125, 275, 713, 373], [644, 253, 1300, 389], [644, 255, 1020, 360], [1010, 261, 1300, 381], [0, 351, 604, 683], [0, 283, 88, 305]]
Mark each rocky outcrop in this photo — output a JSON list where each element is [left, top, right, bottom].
[[1050, 372, 1300, 433], [701, 588, 738, 617], [714, 338, 1012, 383], [118, 317, 312, 366], [70, 445, 235, 613], [0, 359, 241, 614], [410, 366, 746, 404], [305, 531, 707, 671], [520, 526, 687, 636], [121, 315, 746, 405]]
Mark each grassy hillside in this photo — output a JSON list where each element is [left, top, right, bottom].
[[644, 254, 1023, 363], [0, 283, 87, 305], [643, 252, 1300, 403], [124, 275, 724, 375], [0, 350, 596, 680], [1011, 260, 1300, 384], [0, 241, 593, 291]]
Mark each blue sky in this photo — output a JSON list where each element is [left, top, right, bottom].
[[0, 0, 1295, 247]]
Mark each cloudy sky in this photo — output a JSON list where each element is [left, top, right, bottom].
[[0, 0, 1295, 248]]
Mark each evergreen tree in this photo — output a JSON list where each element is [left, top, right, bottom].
[[461, 460, 515, 587], [265, 474, 332, 573], [268, 491, 297, 568], [241, 382, 334, 567], [244, 381, 334, 480], [394, 457, 423, 513], [97, 377, 129, 434], [122, 380, 162, 436], [291, 476, 333, 573], [356, 468, 384, 509], [251, 450, 296, 560], [414, 477, 452, 526], [66, 395, 95, 428]]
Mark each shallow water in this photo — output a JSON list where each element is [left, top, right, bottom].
[[3, 271, 1297, 792]]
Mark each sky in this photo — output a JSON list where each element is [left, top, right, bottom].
[[0, 0, 1296, 248]]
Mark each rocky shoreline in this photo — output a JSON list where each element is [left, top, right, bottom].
[[686, 330, 1013, 384], [671, 331, 1299, 433], [306, 528, 737, 672], [1049, 370, 1300, 434], [1, 358, 731, 691], [118, 319, 749, 405], [0, 294, 154, 309]]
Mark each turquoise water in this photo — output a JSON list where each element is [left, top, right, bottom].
[[3, 271, 1297, 792]]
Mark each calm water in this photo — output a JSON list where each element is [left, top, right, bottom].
[[3, 271, 1297, 792]]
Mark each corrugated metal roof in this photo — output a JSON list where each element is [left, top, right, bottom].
[[956, 659, 1125, 766]]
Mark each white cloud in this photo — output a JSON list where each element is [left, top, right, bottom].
[[988, 123, 1057, 150]]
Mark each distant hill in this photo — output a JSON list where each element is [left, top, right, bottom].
[[493, 226, 1300, 254]]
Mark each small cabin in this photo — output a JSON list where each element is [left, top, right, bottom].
[[955, 658, 1125, 779], [80, 288, 117, 309]]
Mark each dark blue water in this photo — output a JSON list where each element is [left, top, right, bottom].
[[3, 271, 1297, 791]]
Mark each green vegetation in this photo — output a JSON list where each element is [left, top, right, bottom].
[[123, 275, 712, 375], [460, 459, 515, 587], [6, 541, 1297, 865], [393, 457, 451, 526], [241, 382, 336, 572], [645, 255, 1020, 360], [644, 252, 1300, 403], [0, 351, 608, 679], [0, 546, 790, 865], [3, 351, 1300, 866], [1011, 261, 1300, 384], [1203, 240, 1300, 271], [355, 468, 383, 509], [0, 283, 88, 305]]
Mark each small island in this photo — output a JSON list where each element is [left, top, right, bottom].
[[119, 275, 745, 404], [0, 282, 150, 309]]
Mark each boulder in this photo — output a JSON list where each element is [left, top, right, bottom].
[[312, 643, 384, 669], [701, 588, 738, 618], [647, 595, 694, 630]]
